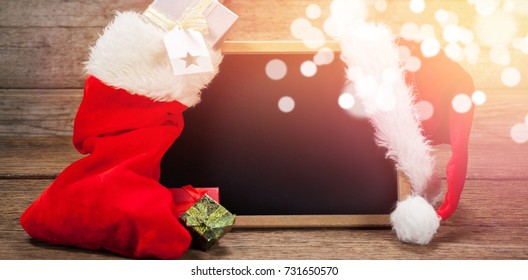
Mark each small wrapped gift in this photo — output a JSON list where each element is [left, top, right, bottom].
[[143, 0, 238, 47], [179, 194, 236, 251], [170, 185, 219, 216]]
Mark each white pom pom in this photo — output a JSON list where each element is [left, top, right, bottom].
[[390, 195, 440, 245]]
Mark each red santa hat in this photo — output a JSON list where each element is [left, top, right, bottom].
[[338, 23, 474, 244], [20, 11, 223, 259]]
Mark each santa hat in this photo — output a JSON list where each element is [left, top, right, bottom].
[[20, 11, 223, 259], [338, 23, 474, 244]]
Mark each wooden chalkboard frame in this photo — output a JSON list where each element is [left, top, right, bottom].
[[217, 41, 412, 228]]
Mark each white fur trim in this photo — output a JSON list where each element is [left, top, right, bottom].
[[85, 11, 223, 106], [390, 196, 440, 245], [338, 23, 436, 196]]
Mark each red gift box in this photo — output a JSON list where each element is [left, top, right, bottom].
[[170, 185, 219, 216]]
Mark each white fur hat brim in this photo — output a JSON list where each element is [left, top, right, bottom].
[[85, 11, 223, 107]]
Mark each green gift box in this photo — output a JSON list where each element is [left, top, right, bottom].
[[180, 194, 236, 251]]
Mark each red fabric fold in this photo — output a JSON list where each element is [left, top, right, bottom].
[[21, 76, 192, 259]]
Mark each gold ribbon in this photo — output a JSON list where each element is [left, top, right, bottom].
[[143, 0, 212, 33]]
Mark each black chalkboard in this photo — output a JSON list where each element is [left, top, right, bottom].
[[160, 52, 397, 217]]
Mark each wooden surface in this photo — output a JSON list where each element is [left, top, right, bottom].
[[1, 0, 528, 259]]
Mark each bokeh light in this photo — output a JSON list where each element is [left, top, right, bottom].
[[278, 96, 295, 113], [313, 47, 335, 65], [355, 74, 378, 95], [374, 0, 388, 13], [501, 67, 521, 87], [400, 22, 421, 41], [338, 92, 356, 110], [473, 0, 501, 16], [421, 38, 441, 58], [300, 61, 318, 77], [306, 4, 322, 19], [266, 59, 287, 80], [290, 18, 312, 39], [475, 11, 518, 47], [415, 100, 434, 121], [445, 43, 464, 62], [472, 90, 487, 106], [490, 45, 511, 66], [410, 0, 426, 14], [452, 94, 473, 113], [510, 123, 528, 144], [405, 56, 422, 72], [443, 24, 462, 43]]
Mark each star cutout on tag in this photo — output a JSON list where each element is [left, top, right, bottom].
[[180, 52, 200, 68]]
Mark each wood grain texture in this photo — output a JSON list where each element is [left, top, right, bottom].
[[1, 0, 528, 88], [2, 179, 526, 260]]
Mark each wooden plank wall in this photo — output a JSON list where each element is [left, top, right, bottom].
[[1, 0, 528, 259]]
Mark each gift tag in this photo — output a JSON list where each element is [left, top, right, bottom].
[[164, 28, 214, 76]]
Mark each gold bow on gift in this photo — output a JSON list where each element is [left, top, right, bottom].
[[143, 0, 212, 34]]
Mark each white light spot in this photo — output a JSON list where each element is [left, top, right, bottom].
[[265, 59, 287, 80], [459, 28, 475, 45], [443, 24, 462, 43], [501, 67, 521, 87], [475, 0, 500, 16], [511, 123, 528, 144], [398, 45, 412, 59], [302, 27, 326, 49], [503, 0, 516, 13], [452, 94, 473, 114], [475, 11, 518, 47], [313, 47, 335, 65], [421, 38, 441, 58], [405, 56, 422, 72], [420, 24, 436, 39], [400, 22, 420, 41], [306, 4, 322, 19], [410, 0, 426, 14], [278, 96, 295, 113], [382, 68, 399, 84], [323, 17, 339, 38], [445, 43, 464, 62], [472, 90, 487, 106], [435, 9, 449, 24], [416, 100, 434, 121], [374, 0, 388, 12], [489, 45, 511, 66], [464, 43, 480, 64], [338, 92, 356, 110], [291, 18, 312, 39], [300, 61, 317, 77]]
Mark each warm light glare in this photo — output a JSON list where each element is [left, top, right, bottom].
[[475, 11, 518, 47], [400, 22, 420, 41], [415, 100, 434, 120], [452, 94, 473, 113], [421, 38, 441, 58], [472, 90, 487, 106], [490, 45, 511, 66], [313, 47, 335, 65], [338, 92, 356, 110], [410, 0, 426, 14], [374, 0, 388, 12], [435, 9, 449, 24], [278, 96, 295, 113], [306, 4, 322, 19], [511, 123, 528, 144], [501, 67, 521, 87], [405, 56, 422, 72], [443, 24, 462, 43], [266, 59, 287, 80], [474, 0, 501, 16], [445, 43, 464, 62], [300, 61, 318, 77]]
